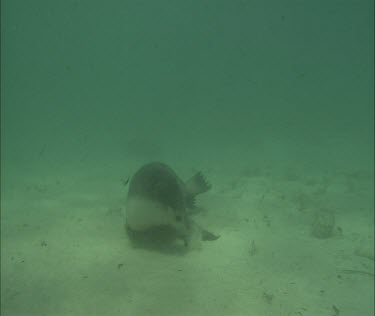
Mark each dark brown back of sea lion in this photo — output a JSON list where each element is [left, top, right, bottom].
[[127, 162, 186, 213]]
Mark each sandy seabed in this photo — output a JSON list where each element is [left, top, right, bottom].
[[1, 159, 373, 316]]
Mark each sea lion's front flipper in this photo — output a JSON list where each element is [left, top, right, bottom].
[[186, 219, 220, 245], [185, 227, 220, 249], [201, 229, 220, 241]]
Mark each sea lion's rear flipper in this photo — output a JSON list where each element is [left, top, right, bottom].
[[185, 172, 211, 209]]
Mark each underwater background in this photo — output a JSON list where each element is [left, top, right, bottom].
[[1, 0, 373, 315]]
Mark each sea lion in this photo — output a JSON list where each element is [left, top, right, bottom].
[[124, 162, 219, 248]]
